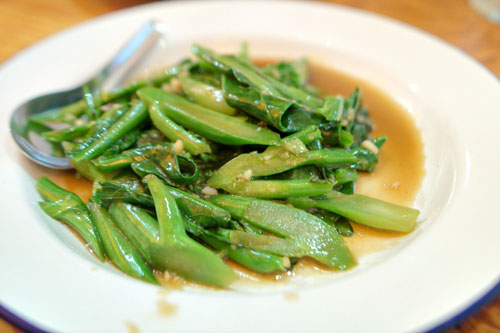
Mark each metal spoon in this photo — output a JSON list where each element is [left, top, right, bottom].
[[10, 20, 163, 169]]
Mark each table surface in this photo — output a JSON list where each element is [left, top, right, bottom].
[[0, 0, 499, 332]]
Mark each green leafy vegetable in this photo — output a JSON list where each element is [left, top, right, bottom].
[[31, 43, 421, 288]]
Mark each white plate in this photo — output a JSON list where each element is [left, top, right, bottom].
[[1, 1, 500, 332]]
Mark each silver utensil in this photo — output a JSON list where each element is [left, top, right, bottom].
[[10, 20, 163, 169]]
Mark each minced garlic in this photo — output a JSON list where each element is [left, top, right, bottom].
[[173, 139, 184, 154], [201, 186, 218, 196], [361, 140, 379, 154], [242, 169, 253, 181], [283, 257, 291, 269]]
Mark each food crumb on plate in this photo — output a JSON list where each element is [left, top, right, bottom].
[[284, 292, 300, 301], [124, 321, 139, 333], [157, 298, 178, 317]]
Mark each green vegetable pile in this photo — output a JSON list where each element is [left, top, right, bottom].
[[32, 44, 420, 287]]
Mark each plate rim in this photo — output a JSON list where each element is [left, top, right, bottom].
[[1, 1, 500, 332]]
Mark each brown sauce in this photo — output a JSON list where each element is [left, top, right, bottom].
[[34, 59, 425, 286], [252, 59, 426, 262], [40, 169, 93, 203], [308, 62, 425, 258]]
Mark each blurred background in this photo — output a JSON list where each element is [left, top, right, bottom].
[[0, 0, 499, 332], [1, 0, 499, 73]]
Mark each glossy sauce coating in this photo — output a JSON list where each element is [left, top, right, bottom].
[[43, 59, 425, 284], [307, 62, 425, 258]]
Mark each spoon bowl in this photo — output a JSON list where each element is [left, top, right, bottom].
[[10, 20, 163, 169]]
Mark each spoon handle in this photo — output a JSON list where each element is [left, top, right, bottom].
[[87, 20, 162, 91]]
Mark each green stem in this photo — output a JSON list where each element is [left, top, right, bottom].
[[288, 192, 419, 233], [145, 175, 237, 287], [72, 102, 148, 162], [92, 144, 168, 172], [211, 195, 355, 270], [41, 122, 94, 143], [180, 76, 236, 115], [148, 103, 211, 155], [183, 216, 288, 274], [88, 202, 158, 284], [208, 143, 355, 191], [219, 229, 303, 257], [229, 179, 333, 198], [36, 177, 105, 261], [284, 125, 322, 145], [166, 185, 232, 228], [204, 234, 289, 274], [138, 87, 280, 146], [109, 202, 159, 263]]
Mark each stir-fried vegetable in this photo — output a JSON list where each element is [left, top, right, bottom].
[[32, 44, 420, 287], [37, 177, 105, 261]]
